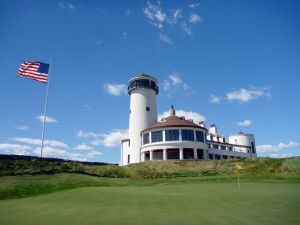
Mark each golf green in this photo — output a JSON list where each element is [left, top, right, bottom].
[[0, 181, 299, 225]]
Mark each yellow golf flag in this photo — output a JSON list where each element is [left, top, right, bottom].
[[236, 164, 242, 189]]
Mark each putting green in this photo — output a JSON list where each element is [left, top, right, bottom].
[[0, 181, 299, 225]]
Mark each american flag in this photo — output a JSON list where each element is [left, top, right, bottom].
[[17, 61, 50, 84]]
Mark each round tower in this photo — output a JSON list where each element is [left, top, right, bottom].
[[127, 74, 159, 164], [228, 131, 257, 157]]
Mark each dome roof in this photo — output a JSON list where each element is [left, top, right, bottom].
[[230, 131, 254, 137], [142, 106, 206, 133], [128, 73, 158, 83]]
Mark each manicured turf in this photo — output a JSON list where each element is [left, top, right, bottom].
[[0, 179, 299, 225]]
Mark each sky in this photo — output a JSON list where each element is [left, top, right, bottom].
[[0, 0, 299, 163]]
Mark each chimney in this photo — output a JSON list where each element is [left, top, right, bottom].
[[199, 121, 205, 127], [209, 124, 217, 135]]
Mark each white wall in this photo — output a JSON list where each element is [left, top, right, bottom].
[[127, 88, 157, 165]]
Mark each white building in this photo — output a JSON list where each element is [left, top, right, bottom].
[[120, 74, 256, 166]]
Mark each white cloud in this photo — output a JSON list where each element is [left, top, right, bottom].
[[58, 2, 76, 10], [16, 125, 30, 131], [189, 14, 202, 23], [162, 80, 170, 91], [143, 1, 167, 29], [78, 129, 128, 148], [209, 95, 221, 104], [126, 9, 130, 16], [70, 157, 88, 162], [227, 87, 270, 103], [170, 9, 182, 24], [86, 150, 103, 158], [96, 40, 104, 45], [82, 104, 91, 110], [237, 119, 253, 127], [121, 32, 128, 39], [37, 115, 58, 123], [58, 2, 65, 8], [92, 130, 129, 147], [33, 146, 102, 160], [68, 3, 76, 10], [189, 3, 200, 8], [181, 21, 192, 36], [163, 72, 195, 96], [143, 2, 203, 40], [158, 109, 205, 123], [269, 153, 300, 158], [33, 146, 67, 156], [74, 143, 94, 151], [0, 143, 31, 155], [158, 33, 173, 45], [103, 83, 127, 96], [14, 137, 69, 149], [77, 130, 98, 138], [169, 73, 183, 85], [257, 141, 299, 153]]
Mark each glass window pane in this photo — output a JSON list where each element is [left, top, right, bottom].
[[165, 129, 179, 141], [196, 131, 204, 142], [151, 130, 163, 143], [143, 133, 149, 145], [182, 129, 194, 141]]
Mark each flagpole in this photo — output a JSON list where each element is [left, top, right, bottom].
[[237, 169, 240, 190], [40, 59, 52, 158]]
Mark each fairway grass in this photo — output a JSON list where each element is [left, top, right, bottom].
[[0, 181, 299, 225]]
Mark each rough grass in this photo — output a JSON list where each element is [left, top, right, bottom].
[[1, 157, 299, 179]]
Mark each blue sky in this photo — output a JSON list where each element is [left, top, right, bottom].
[[0, 0, 299, 163]]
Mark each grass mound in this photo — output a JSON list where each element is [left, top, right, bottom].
[[1, 157, 299, 179]]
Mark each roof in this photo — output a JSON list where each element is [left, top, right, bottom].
[[128, 73, 158, 83], [142, 115, 206, 133], [229, 131, 254, 137]]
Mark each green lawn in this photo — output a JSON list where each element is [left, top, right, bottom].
[[0, 177, 299, 225]]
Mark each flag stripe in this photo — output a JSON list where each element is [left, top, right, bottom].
[[17, 73, 47, 83], [19, 67, 42, 73], [20, 65, 39, 70], [17, 72, 48, 81], [18, 69, 48, 78]]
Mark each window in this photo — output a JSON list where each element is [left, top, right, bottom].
[[213, 144, 219, 149], [165, 129, 179, 141], [143, 133, 149, 145], [183, 148, 194, 160], [146, 107, 150, 111], [128, 79, 159, 94], [127, 154, 130, 164], [221, 145, 226, 150], [182, 129, 194, 141], [251, 141, 256, 153], [151, 130, 163, 142], [228, 146, 233, 151], [196, 131, 204, 142], [144, 152, 150, 160]]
